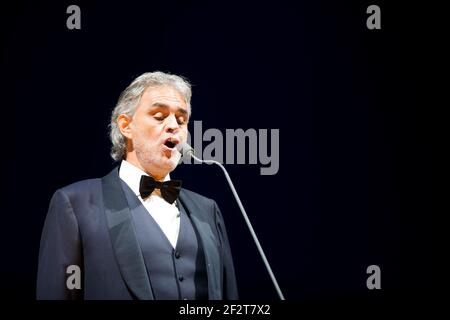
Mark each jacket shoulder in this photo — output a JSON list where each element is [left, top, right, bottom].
[[56, 167, 119, 197], [49, 178, 104, 220], [180, 188, 216, 207], [58, 178, 102, 196]]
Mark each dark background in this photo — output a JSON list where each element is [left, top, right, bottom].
[[0, 0, 436, 302]]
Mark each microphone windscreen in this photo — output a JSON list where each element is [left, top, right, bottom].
[[177, 141, 195, 159]]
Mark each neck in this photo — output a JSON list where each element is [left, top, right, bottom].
[[124, 156, 167, 182]]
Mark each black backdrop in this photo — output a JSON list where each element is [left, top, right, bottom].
[[0, 0, 435, 303]]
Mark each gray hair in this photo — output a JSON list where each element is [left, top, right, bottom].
[[109, 71, 192, 161]]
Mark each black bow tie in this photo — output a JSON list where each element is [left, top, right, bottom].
[[139, 175, 182, 204]]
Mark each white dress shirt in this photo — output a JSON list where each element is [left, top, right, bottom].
[[119, 160, 180, 248]]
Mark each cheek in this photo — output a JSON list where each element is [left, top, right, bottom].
[[139, 123, 163, 140], [133, 130, 159, 149], [180, 128, 188, 140]]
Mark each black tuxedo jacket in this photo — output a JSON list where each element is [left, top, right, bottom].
[[37, 166, 238, 300]]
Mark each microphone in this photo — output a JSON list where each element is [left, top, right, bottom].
[[177, 141, 195, 160], [177, 142, 285, 300]]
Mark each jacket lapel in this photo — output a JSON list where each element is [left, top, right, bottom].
[[177, 191, 223, 300], [101, 167, 154, 300]]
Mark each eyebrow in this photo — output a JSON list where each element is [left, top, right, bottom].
[[151, 102, 189, 116]]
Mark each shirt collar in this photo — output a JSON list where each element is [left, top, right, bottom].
[[119, 160, 170, 196]]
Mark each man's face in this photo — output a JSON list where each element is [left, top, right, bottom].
[[120, 85, 189, 179]]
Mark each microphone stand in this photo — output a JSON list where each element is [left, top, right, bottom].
[[189, 152, 285, 300]]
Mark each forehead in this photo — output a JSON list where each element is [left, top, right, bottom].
[[140, 85, 188, 109]]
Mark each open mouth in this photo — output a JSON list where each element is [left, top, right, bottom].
[[163, 138, 178, 149]]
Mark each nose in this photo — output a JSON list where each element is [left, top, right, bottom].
[[165, 114, 180, 133]]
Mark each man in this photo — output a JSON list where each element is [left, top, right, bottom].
[[37, 71, 238, 300]]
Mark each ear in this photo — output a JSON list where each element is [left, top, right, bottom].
[[117, 114, 133, 140]]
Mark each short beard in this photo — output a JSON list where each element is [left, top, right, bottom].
[[134, 138, 181, 178]]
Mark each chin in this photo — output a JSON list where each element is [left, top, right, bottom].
[[159, 157, 179, 172], [166, 152, 181, 168], [168, 159, 180, 171]]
